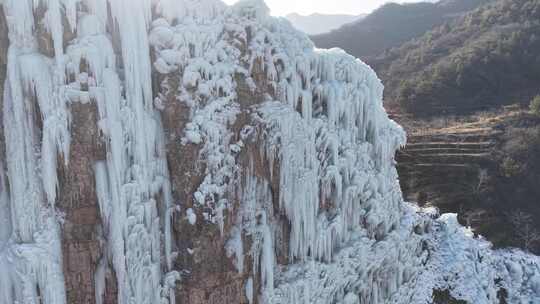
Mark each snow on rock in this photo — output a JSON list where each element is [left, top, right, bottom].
[[0, 1, 539, 304], [404, 214, 540, 304], [186, 208, 197, 225]]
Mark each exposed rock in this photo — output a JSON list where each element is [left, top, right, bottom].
[[57, 102, 107, 304]]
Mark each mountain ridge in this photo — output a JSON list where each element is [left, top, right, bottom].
[[285, 12, 364, 35], [374, 0, 540, 116], [311, 0, 492, 60]]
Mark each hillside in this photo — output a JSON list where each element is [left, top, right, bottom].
[[372, 0, 540, 255], [375, 0, 540, 116], [311, 0, 490, 60], [397, 108, 540, 253], [285, 13, 363, 35]]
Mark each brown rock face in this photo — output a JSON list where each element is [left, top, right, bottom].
[[160, 75, 207, 214], [57, 102, 109, 304], [161, 74, 259, 303]]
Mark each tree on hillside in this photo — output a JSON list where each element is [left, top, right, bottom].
[[375, 0, 540, 116], [530, 95, 540, 116], [508, 210, 540, 252]]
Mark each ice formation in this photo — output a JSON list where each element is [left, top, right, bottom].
[[0, 0, 539, 304]]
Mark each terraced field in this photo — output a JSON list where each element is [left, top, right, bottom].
[[397, 127, 499, 210]]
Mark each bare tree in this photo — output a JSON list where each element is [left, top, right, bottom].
[[507, 210, 540, 252], [474, 169, 488, 194]]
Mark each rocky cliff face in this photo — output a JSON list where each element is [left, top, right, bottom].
[[0, 1, 539, 304]]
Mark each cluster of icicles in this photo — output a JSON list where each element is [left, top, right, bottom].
[[0, 0, 427, 304], [0, 0, 178, 303], [148, 0, 416, 302]]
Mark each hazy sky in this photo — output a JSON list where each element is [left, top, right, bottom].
[[223, 0, 428, 16]]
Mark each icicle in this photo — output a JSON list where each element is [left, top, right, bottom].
[[226, 226, 245, 273], [245, 277, 254, 304], [0, 160, 10, 247], [84, 0, 108, 25], [1, 43, 59, 304], [94, 257, 107, 304], [261, 211, 275, 291], [89, 1, 178, 302], [40, 0, 65, 60]]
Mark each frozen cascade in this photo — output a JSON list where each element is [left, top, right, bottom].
[[0, 0, 539, 304], [0, 0, 176, 303]]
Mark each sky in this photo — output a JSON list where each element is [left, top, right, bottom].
[[223, 0, 429, 17]]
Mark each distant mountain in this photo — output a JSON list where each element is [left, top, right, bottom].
[[375, 0, 540, 116], [311, 0, 491, 60], [285, 13, 364, 35]]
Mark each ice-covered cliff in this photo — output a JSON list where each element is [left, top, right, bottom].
[[0, 0, 538, 304]]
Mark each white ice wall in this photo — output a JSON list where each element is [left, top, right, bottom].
[[0, 0, 177, 303]]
